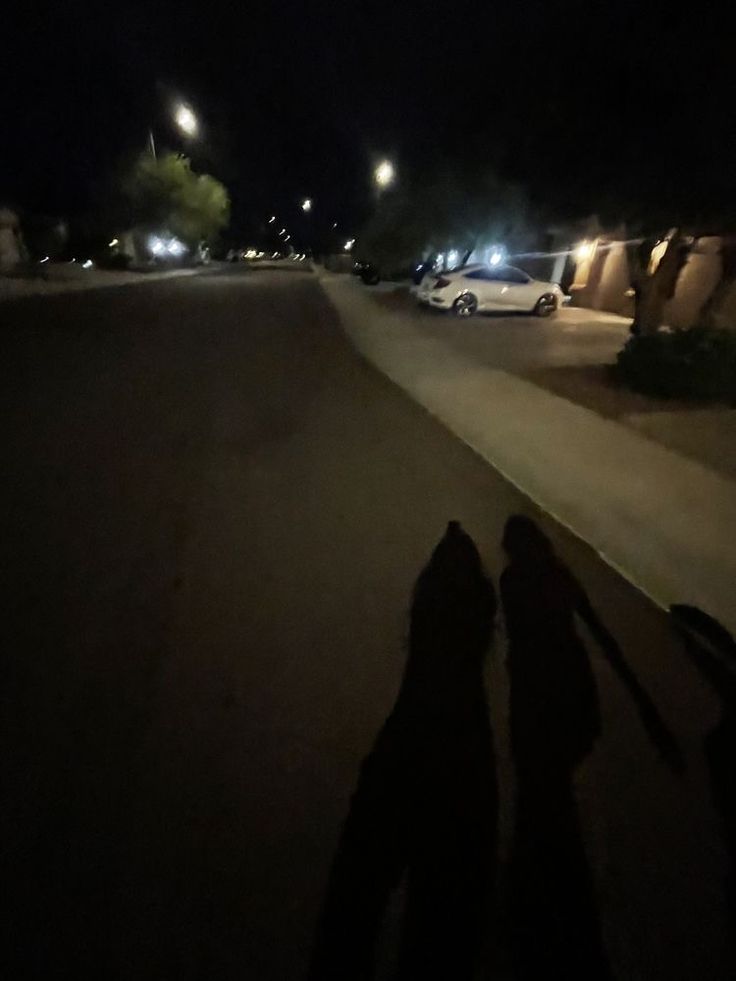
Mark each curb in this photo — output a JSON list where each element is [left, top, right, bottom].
[[0, 267, 203, 302]]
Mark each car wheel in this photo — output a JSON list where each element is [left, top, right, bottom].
[[534, 293, 558, 317], [453, 293, 478, 318], [360, 264, 380, 285]]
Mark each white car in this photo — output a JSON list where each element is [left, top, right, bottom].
[[417, 263, 564, 318]]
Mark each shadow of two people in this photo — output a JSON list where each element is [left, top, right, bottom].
[[671, 604, 736, 926], [308, 521, 497, 980], [309, 516, 682, 980]]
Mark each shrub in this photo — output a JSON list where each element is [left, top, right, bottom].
[[615, 327, 736, 403], [95, 251, 131, 271]]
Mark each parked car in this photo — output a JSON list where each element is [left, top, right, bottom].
[[352, 259, 381, 285], [417, 263, 564, 317]]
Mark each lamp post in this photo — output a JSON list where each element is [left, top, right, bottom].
[[174, 103, 198, 138], [374, 159, 396, 189], [148, 102, 199, 159]]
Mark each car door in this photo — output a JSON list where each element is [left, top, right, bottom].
[[462, 268, 504, 309], [495, 266, 534, 310]]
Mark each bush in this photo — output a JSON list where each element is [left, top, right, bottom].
[[615, 327, 736, 403], [95, 251, 132, 271]]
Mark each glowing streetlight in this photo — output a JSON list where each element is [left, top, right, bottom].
[[174, 103, 198, 137], [575, 240, 595, 262], [279, 228, 287, 236], [268, 216, 276, 224], [374, 159, 395, 189], [301, 198, 312, 212], [344, 239, 355, 252]]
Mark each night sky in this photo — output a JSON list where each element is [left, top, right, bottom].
[[3, 2, 734, 240]]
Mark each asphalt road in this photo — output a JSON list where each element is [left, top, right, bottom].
[[1, 267, 732, 979]]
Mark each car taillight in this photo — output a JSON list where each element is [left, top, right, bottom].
[[434, 276, 451, 288]]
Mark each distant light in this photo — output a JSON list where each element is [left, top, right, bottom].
[[575, 240, 595, 262], [284, 234, 291, 242], [82, 259, 94, 269], [344, 239, 355, 251], [435, 253, 445, 269], [447, 249, 459, 269], [374, 159, 395, 188], [40, 256, 50, 263], [175, 103, 197, 137], [149, 236, 165, 256], [167, 237, 186, 257], [301, 198, 312, 212], [69, 258, 76, 263], [332, 222, 338, 229], [279, 228, 287, 235], [109, 238, 119, 248], [245, 248, 258, 259], [272, 252, 279, 258], [268, 216, 276, 224], [489, 250, 503, 266]]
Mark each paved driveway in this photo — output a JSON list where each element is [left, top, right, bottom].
[[371, 282, 632, 370]]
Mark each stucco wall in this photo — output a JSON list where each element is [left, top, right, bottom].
[[0, 208, 23, 271], [573, 236, 735, 328], [594, 243, 632, 316], [713, 281, 736, 327], [664, 238, 722, 327]]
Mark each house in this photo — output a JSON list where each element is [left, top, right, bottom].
[[553, 219, 736, 328], [0, 208, 26, 271]]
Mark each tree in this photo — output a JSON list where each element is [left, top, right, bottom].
[[124, 153, 230, 243], [629, 230, 690, 335], [357, 162, 534, 272]]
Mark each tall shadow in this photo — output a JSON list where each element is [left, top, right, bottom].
[[671, 604, 736, 924], [308, 522, 498, 981], [500, 516, 682, 980]]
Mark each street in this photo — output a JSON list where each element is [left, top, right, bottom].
[[1, 266, 732, 979]]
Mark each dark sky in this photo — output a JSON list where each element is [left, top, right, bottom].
[[3, 1, 734, 240]]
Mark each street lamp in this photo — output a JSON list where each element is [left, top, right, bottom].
[[575, 240, 595, 262], [374, 159, 395, 189], [301, 198, 312, 212], [344, 239, 355, 252], [174, 103, 198, 138]]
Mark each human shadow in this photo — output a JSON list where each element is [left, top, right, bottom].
[[670, 604, 736, 924], [308, 522, 498, 981], [500, 515, 682, 980]]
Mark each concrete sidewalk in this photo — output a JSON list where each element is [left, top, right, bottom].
[[318, 271, 736, 636], [0, 265, 202, 302]]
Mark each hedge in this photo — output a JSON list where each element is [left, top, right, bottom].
[[615, 327, 736, 402]]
